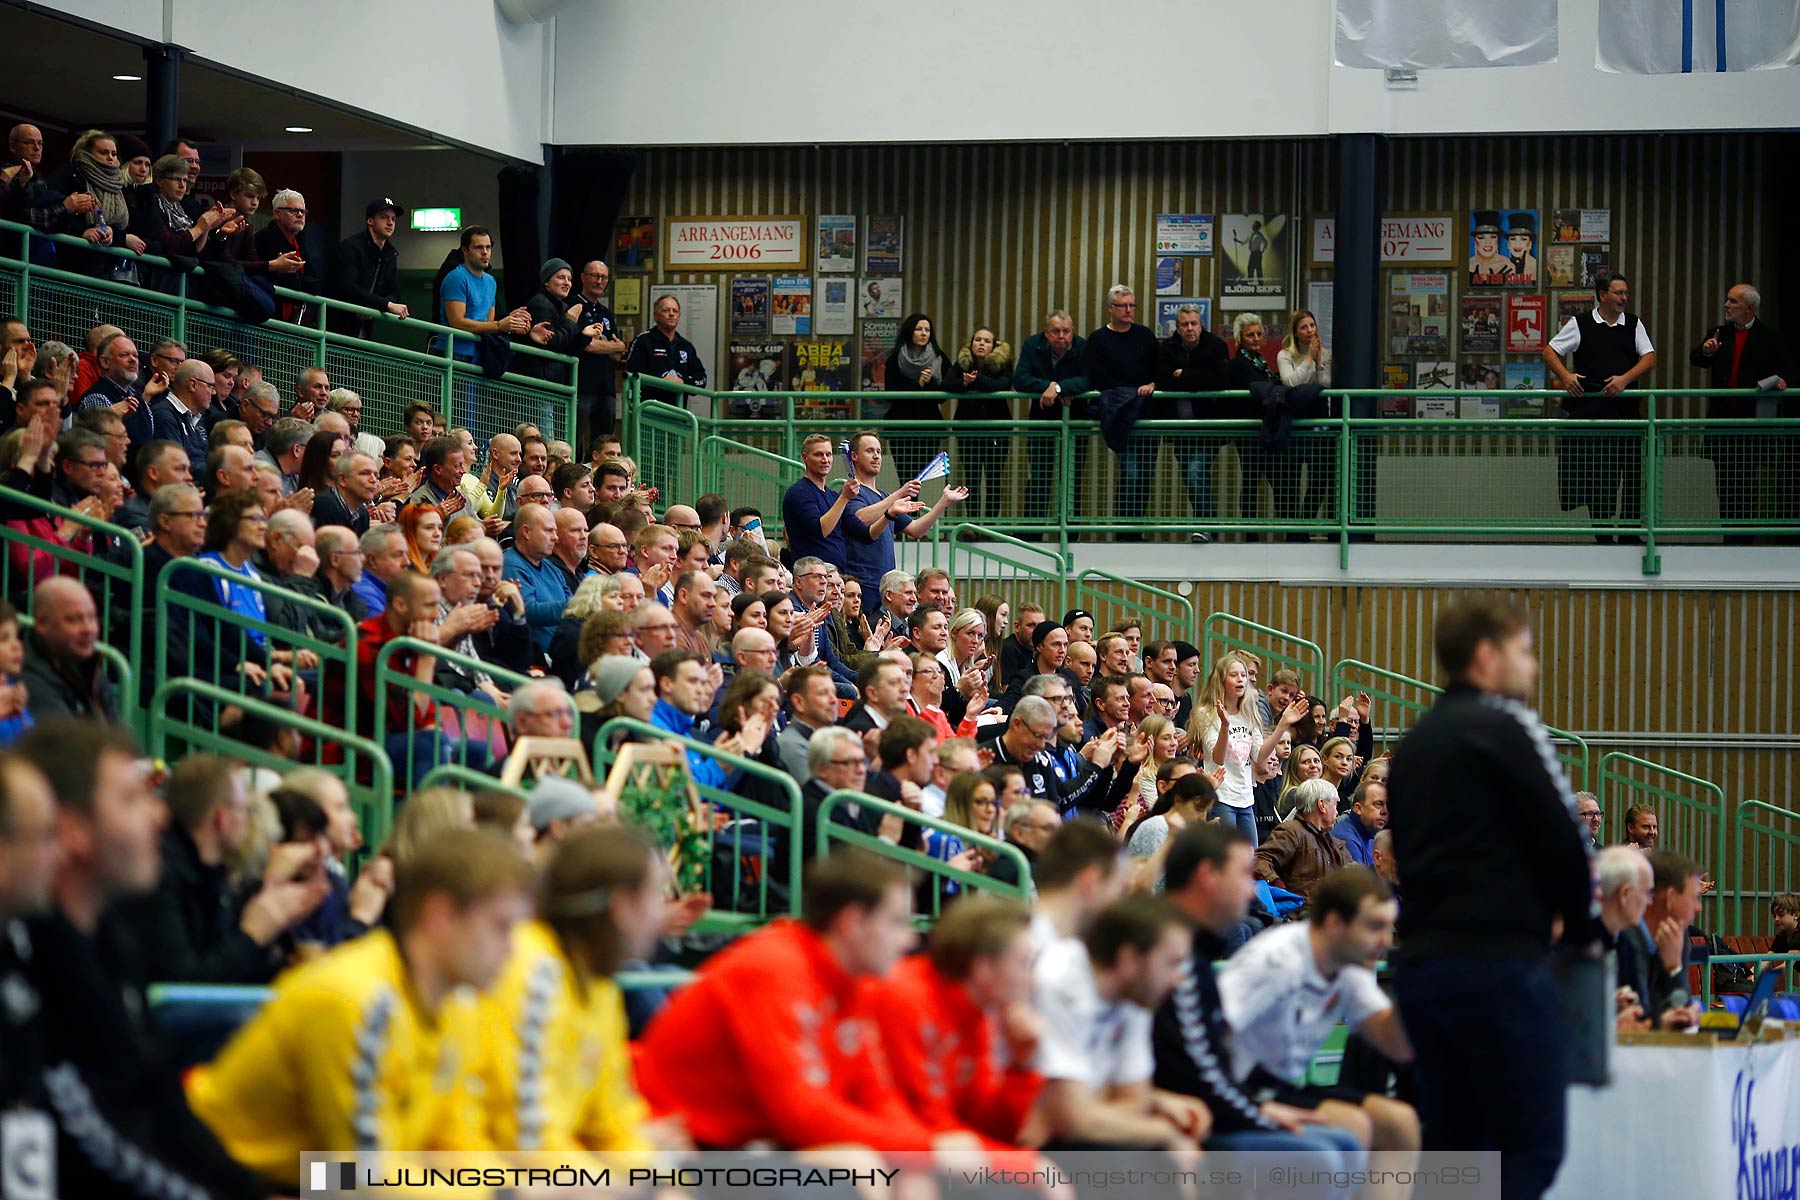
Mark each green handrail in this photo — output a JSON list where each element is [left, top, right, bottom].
[[1732, 801, 1800, 936], [371, 636, 533, 785], [1698, 953, 1800, 1010], [814, 788, 1031, 916], [1599, 752, 1726, 906], [0, 483, 143, 708], [1075, 570, 1196, 648], [147, 677, 396, 851], [154, 557, 357, 727], [945, 522, 1070, 622], [418, 764, 529, 801], [592, 715, 805, 924], [1328, 658, 1589, 788], [1203, 613, 1327, 696], [698, 435, 802, 539]]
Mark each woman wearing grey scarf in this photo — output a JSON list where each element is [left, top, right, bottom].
[[48, 130, 147, 277], [882, 311, 962, 482]]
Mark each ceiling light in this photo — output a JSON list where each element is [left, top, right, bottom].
[[284, 125, 314, 133], [112, 74, 142, 81]]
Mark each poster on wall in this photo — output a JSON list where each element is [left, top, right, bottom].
[[1578, 245, 1612, 286], [1415, 362, 1457, 394], [653, 283, 720, 406], [770, 276, 812, 335], [1503, 362, 1548, 416], [1459, 294, 1502, 354], [1506, 293, 1548, 353], [814, 277, 854, 335], [1557, 291, 1592, 328], [1153, 298, 1212, 339], [666, 217, 807, 271], [861, 319, 898, 389], [1551, 208, 1611, 243], [1155, 213, 1214, 256], [1387, 273, 1451, 357], [864, 215, 903, 273], [1468, 209, 1539, 287], [1546, 244, 1579, 288], [1307, 281, 1333, 350], [1459, 360, 1503, 390], [793, 339, 854, 415], [1219, 213, 1289, 310], [817, 215, 857, 273], [726, 340, 790, 418], [613, 277, 643, 317], [614, 216, 656, 272], [1155, 257, 1183, 296], [729, 278, 770, 335], [1310, 213, 1457, 266], [1459, 383, 1502, 419], [859, 276, 903, 319]]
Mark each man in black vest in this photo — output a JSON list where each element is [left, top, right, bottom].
[[1542, 269, 1657, 543], [1687, 283, 1792, 534]]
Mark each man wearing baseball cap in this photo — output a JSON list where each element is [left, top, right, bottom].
[[331, 197, 409, 337]]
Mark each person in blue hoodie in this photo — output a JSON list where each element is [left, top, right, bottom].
[[0, 600, 33, 746]]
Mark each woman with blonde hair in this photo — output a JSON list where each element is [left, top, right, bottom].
[[384, 786, 475, 870], [1274, 307, 1335, 538], [938, 606, 990, 700], [1186, 652, 1267, 843], [51, 130, 144, 270], [921, 770, 1001, 901], [1319, 734, 1365, 802], [550, 573, 613, 688], [951, 326, 1014, 520]]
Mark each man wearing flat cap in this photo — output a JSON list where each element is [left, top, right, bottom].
[[332, 197, 410, 336], [1468, 210, 1512, 285]]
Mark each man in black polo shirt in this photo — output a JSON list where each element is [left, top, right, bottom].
[[570, 260, 629, 452], [1542, 269, 1657, 543], [1087, 284, 1160, 533], [624, 293, 706, 407]]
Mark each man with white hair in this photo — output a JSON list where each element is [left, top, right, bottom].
[[509, 677, 576, 741], [1596, 846, 1660, 1032], [428, 545, 509, 703], [312, 451, 390, 535], [1255, 777, 1352, 907], [253, 186, 330, 319], [876, 568, 917, 631], [1689, 282, 1791, 531], [1086, 283, 1160, 534]]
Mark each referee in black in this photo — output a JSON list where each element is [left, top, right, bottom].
[[1387, 598, 1594, 1200]]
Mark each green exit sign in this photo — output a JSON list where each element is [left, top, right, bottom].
[[410, 207, 462, 232]]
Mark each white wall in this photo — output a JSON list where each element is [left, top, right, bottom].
[[551, 0, 1800, 146], [338, 150, 505, 271]]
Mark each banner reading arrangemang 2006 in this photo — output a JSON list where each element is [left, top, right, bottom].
[[665, 217, 809, 270]]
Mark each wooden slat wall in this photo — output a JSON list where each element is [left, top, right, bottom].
[[621, 134, 1776, 400]]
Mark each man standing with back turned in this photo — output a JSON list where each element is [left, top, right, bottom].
[[1386, 598, 1593, 1200]]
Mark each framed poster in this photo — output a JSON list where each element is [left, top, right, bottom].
[[729, 278, 770, 335], [1381, 364, 1411, 389], [1468, 209, 1539, 287], [652, 283, 720, 404], [1155, 257, 1182, 296], [864, 215, 903, 273], [1506, 294, 1548, 353], [1220, 213, 1289, 310], [860, 276, 903, 319], [1546, 244, 1579, 289], [613, 276, 643, 317], [1503, 363, 1548, 416], [614, 216, 656, 272], [814, 277, 854, 335], [793, 339, 854, 417], [1556, 291, 1592, 328], [1460, 294, 1502, 354], [666, 216, 807, 271], [816, 215, 857, 273], [861, 319, 899, 389], [726, 340, 790, 418], [1578, 245, 1612, 287], [1415, 361, 1457, 392], [1153, 297, 1212, 339], [1387, 272, 1451, 358], [1459, 360, 1503, 390], [1310, 213, 1457, 266], [1155, 213, 1214, 256], [1551, 208, 1611, 243], [770, 276, 812, 336]]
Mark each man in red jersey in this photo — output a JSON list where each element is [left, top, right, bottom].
[[865, 896, 1043, 1148], [635, 849, 963, 1152]]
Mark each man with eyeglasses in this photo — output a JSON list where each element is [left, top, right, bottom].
[[1573, 791, 1603, 850], [151, 360, 218, 478], [993, 690, 1136, 823], [587, 520, 630, 575], [1086, 283, 1160, 535], [236, 380, 281, 450], [570, 260, 628, 451], [6, 124, 99, 250], [312, 451, 389, 536], [307, 526, 364, 619], [253, 189, 329, 321], [73, 408, 132, 471], [117, 439, 191, 532], [50, 428, 111, 510], [77, 332, 165, 455], [137, 339, 186, 393]]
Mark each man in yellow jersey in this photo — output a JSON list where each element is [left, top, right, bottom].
[[186, 829, 534, 1189], [481, 824, 681, 1154]]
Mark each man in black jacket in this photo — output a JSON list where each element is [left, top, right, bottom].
[[20, 577, 119, 725], [1156, 821, 1369, 1170], [1157, 303, 1233, 537], [1387, 598, 1593, 1200], [252, 187, 330, 322], [1688, 283, 1792, 531], [1014, 310, 1091, 539], [18, 721, 269, 1200], [330, 197, 409, 337], [107, 755, 326, 985]]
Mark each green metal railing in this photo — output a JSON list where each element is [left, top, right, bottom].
[[1329, 658, 1590, 789], [945, 523, 1069, 628], [1699, 954, 1800, 1010], [1075, 570, 1196, 649], [148, 678, 396, 851], [814, 789, 1031, 918], [0, 483, 142, 716], [1, 218, 578, 448], [592, 716, 805, 927], [1600, 752, 1727, 910], [155, 557, 357, 726], [1203, 613, 1327, 697], [623, 380, 1798, 574], [371, 637, 532, 787], [1732, 801, 1800, 936], [418, 764, 530, 801], [697, 436, 802, 540]]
